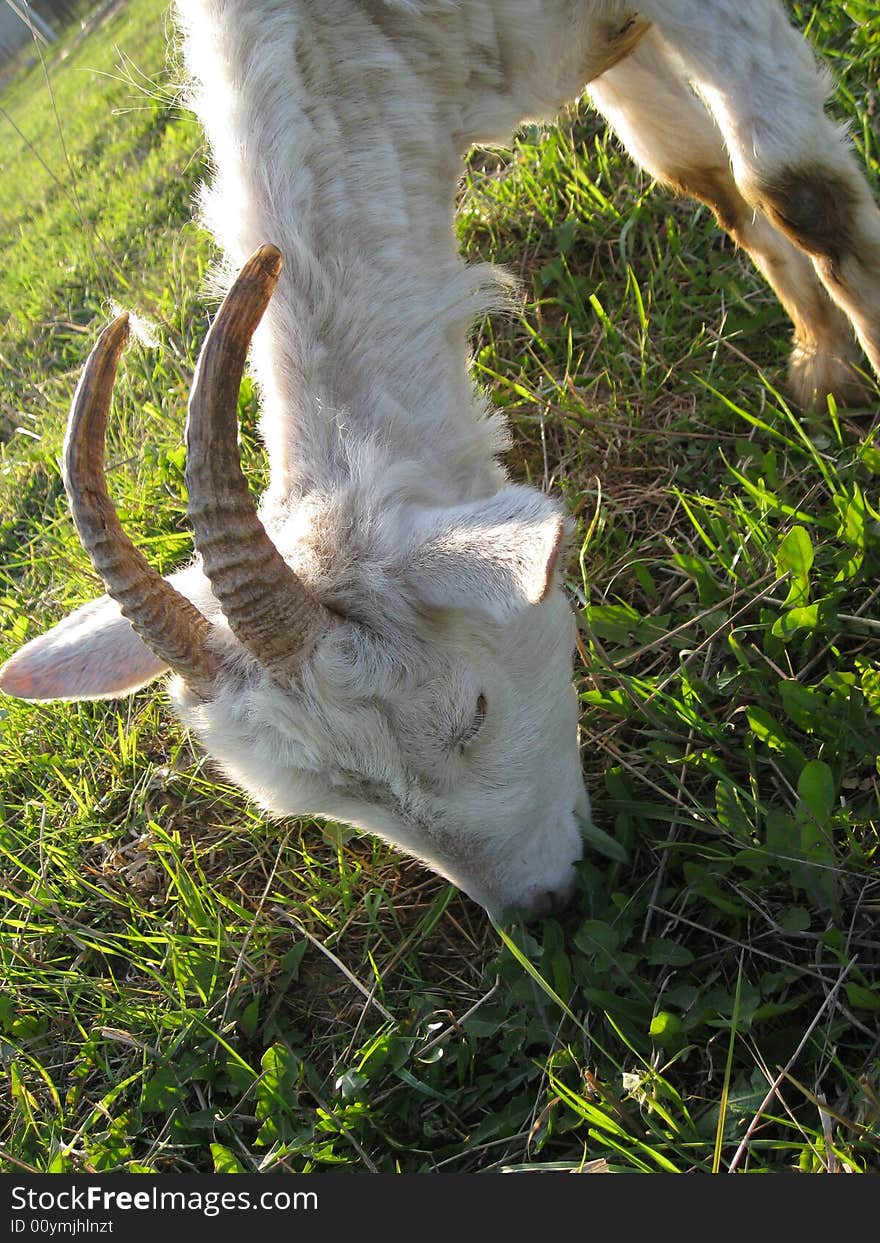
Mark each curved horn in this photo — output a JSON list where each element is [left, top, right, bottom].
[[185, 244, 333, 678], [63, 315, 218, 694]]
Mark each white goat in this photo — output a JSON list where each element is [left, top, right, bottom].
[[2, 1, 878, 919]]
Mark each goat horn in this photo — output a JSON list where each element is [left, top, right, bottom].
[[64, 314, 218, 694], [185, 244, 333, 678]]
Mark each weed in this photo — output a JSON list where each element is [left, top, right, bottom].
[[0, 0, 878, 1174]]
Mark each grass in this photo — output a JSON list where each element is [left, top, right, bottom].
[[1, 0, 879, 1175]]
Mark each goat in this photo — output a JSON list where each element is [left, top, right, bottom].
[[1, 1, 878, 919]]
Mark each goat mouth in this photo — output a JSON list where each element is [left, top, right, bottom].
[[493, 884, 576, 925]]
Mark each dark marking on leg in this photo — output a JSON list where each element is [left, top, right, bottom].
[[667, 165, 748, 234], [587, 14, 652, 82], [759, 168, 859, 272], [665, 164, 868, 407]]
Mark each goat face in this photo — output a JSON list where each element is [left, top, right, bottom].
[[181, 560, 587, 920], [0, 247, 588, 920]]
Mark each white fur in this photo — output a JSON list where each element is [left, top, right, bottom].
[[2, 0, 878, 918]]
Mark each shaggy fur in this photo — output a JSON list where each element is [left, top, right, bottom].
[[2, 1, 878, 918]]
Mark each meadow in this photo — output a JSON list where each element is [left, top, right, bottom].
[[0, 0, 878, 1174]]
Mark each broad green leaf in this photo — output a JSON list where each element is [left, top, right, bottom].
[[845, 983, 880, 1012], [586, 602, 646, 643], [771, 602, 820, 636], [778, 906, 811, 933], [833, 486, 867, 582], [673, 552, 722, 604], [715, 781, 753, 840], [765, 809, 799, 855], [649, 1011, 684, 1042], [792, 764, 837, 909], [645, 938, 695, 967], [779, 680, 825, 732], [280, 940, 308, 980], [574, 919, 620, 954], [334, 1070, 367, 1099], [211, 1143, 246, 1174], [745, 706, 808, 773], [141, 1065, 183, 1114], [554, 218, 578, 254], [857, 660, 880, 716], [797, 760, 836, 827], [776, 525, 814, 607], [238, 996, 260, 1040], [859, 445, 880, 474], [745, 706, 789, 750], [577, 815, 629, 863]]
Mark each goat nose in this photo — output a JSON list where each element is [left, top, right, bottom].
[[529, 878, 577, 920]]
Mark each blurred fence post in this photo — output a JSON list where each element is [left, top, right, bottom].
[[4, 1, 58, 45]]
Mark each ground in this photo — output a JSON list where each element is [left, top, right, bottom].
[[0, 0, 878, 1173]]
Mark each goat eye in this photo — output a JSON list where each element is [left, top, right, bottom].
[[458, 693, 488, 750]]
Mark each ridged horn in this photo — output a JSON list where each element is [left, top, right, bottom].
[[63, 314, 218, 694], [185, 244, 333, 679]]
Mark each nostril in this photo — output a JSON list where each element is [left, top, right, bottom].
[[530, 881, 576, 920]]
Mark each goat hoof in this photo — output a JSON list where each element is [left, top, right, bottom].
[[787, 342, 873, 411]]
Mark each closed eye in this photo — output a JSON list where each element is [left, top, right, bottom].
[[455, 692, 487, 752]]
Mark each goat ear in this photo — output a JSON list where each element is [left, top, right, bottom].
[[0, 594, 170, 701], [404, 485, 567, 621], [0, 565, 216, 702]]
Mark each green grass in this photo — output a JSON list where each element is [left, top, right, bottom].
[[1, 0, 879, 1175]]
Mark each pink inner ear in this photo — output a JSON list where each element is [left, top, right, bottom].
[[0, 596, 169, 702], [533, 514, 566, 604], [0, 648, 75, 700], [0, 642, 166, 701]]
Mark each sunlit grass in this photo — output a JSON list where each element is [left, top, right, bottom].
[[0, 0, 878, 1173]]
